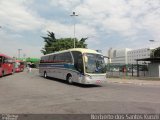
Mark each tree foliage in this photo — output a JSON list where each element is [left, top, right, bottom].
[[41, 31, 87, 55], [151, 47, 160, 57]]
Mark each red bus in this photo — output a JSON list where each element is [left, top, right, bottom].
[[0, 54, 14, 77], [15, 60, 24, 72]]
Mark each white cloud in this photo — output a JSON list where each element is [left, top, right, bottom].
[[102, 17, 135, 36], [141, 11, 160, 40], [0, 0, 44, 31], [50, 0, 81, 11], [75, 0, 160, 41], [0, 31, 42, 58], [42, 21, 72, 38], [1, 0, 160, 57], [41, 20, 97, 39], [75, 0, 135, 37]]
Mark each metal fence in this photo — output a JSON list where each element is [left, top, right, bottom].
[[106, 64, 149, 78]]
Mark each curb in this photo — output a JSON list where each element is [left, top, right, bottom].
[[107, 80, 160, 86]]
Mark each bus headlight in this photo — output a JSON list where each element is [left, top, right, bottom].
[[85, 74, 92, 79]]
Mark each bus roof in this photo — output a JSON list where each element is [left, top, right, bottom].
[[42, 48, 101, 57], [15, 60, 23, 62], [0, 53, 11, 58]]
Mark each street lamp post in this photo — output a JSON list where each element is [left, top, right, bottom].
[[149, 40, 155, 42], [18, 49, 22, 59], [149, 40, 159, 44], [70, 12, 78, 48]]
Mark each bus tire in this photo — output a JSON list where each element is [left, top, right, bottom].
[[0, 72, 2, 77], [11, 69, 14, 74], [2, 71, 4, 77], [44, 71, 48, 78], [66, 74, 73, 84]]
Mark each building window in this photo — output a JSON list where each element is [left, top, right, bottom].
[[113, 50, 116, 57]]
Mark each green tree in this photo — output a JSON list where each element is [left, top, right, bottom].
[[151, 47, 160, 57], [77, 38, 88, 48], [41, 31, 87, 55], [41, 31, 57, 54]]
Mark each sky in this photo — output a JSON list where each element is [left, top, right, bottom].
[[0, 0, 160, 58]]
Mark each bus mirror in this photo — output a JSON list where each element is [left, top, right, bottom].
[[84, 56, 88, 63], [104, 56, 109, 59]]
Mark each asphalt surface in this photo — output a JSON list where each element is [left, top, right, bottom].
[[0, 69, 160, 114]]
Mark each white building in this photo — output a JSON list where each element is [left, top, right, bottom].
[[127, 48, 151, 64], [108, 48, 131, 64], [108, 48, 153, 64]]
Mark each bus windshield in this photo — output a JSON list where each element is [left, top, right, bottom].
[[0, 56, 2, 63], [84, 53, 106, 74]]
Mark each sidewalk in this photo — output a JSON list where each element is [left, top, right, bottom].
[[107, 77, 160, 86]]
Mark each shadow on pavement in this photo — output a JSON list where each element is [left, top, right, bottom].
[[42, 76, 102, 88]]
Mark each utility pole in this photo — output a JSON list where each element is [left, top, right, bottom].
[[70, 12, 78, 48], [18, 49, 22, 59]]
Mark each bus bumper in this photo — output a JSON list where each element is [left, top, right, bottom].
[[83, 74, 106, 85]]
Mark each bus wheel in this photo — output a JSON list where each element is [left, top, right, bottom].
[[11, 70, 14, 74], [2, 71, 4, 77], [44, 72, 48, 78], [67, 74, 73, 84], [0, 72, 3, 77]]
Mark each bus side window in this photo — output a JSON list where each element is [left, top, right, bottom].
[[48, 55, 54, 62], [40, 60, 43, 63], [77, 56, 83, 73], [64, 52, 72, 63], [2, 57, 5, 63], [71, 51, 84, 73], [4, 58, 8, 63], [44, 56, 49, 62]]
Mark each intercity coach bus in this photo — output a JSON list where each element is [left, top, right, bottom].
[[15, 60, 24, 72], [39, 48, 107, 85], [0, 54, 14, 77]]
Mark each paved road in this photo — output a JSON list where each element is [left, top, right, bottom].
[[107, 78, 160, 86], [0, 69, 160, 114]]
